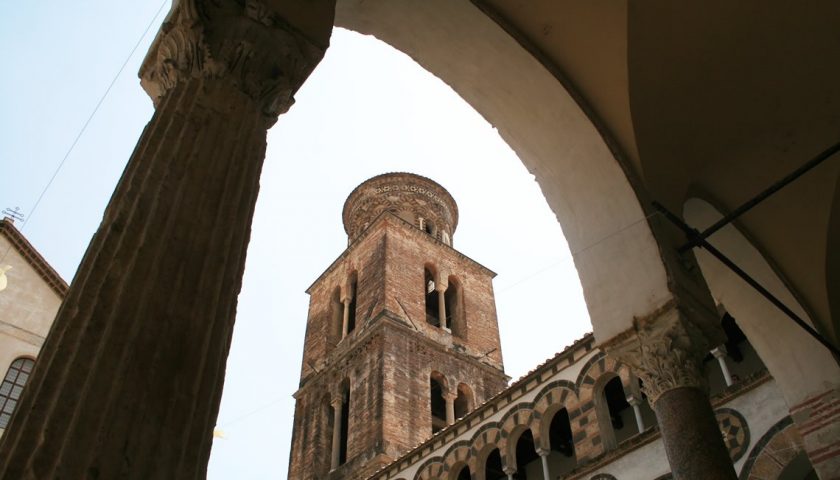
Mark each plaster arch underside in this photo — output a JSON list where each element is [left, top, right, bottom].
[[684, 197, 840, 476], [334, 0, 672, 343]]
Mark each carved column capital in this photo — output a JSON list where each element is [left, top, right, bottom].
[[139, 0, 328, 124], [330, 396, 344, 410], [608, 303, 712, 404]]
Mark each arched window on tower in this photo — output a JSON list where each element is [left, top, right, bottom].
[[338, 380, 350, 466], [429, 372, 447, 434], [547, 408, 577, 477], [347, 272, 358, 335], [445, 276, 462, 335], [0, 357, 35, 430], [454, 383, 473, 419], [425, 267, 441, 327], [331, 287, 343, 343]]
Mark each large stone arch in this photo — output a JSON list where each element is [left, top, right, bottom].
[[333, 0, 671, 343], [683, 197, 840, 405], [684, 197, 840, 474]]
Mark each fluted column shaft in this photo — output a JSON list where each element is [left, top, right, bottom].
[[0, 76, 269, 479], [0, 1, 332, 477]]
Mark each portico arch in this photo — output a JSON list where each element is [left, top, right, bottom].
[[334, 0, 672, 343]]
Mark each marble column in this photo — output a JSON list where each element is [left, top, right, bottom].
[[711, 346, 734, 387], [536, 448, 551, 479], [627, 395, 646, 433], [610, 304, 737, 480], [503, 466, 516, 480], [0, 2, 330, 479], [330, 397, 344, 470]]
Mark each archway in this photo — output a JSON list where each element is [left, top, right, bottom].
[[334, 0, 671, 343]]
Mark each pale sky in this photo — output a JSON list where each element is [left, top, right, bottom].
[[0, 2, 591, 478]]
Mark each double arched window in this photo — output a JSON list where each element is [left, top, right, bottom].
[[1, 357, 35, 429]]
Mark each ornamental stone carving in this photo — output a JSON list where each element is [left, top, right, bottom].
[[608, 302, 711, 404], [342, 173, 459, 243], [139, 0, 327, 123]]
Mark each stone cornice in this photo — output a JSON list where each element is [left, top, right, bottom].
[[0, 218, 68, 297]]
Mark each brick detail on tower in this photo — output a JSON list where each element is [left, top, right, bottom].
[[288, 174, 508, 480]]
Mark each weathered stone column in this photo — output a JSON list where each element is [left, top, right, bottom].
[[711, 346, 734, 387], [342, 298, 351, 338], [610, 304, 737, 480], [330, 397, 344, 470], [503, 466, 516, 480], [0, 1, 331, 479], [437, 285, 448, 330], [444, 391, 457, 424], [627, 395, 646, 433]]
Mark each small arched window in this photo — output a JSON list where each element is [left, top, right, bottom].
[[445, 276, 462, 335], [454, 383, 473, 419], [347, 272, 358, 334], [429, 371, 447, 433], [424, 267, 441, 327], [0, 357, 35, 429]]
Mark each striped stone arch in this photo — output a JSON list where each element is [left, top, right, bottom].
[[498, 403, 538, 471], [470, 422, 503, 459], [442, 440, 474, 478], [738, 417, 807, 480], [532, 380, 580, 451], [576, 351, 632, 398], [414, 457, 446, 480]]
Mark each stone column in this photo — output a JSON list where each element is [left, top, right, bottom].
[[437, 286, 448, 330], [627, 395, 646, 433], [503, 466, 516, 480], [711, 346, 734, 387], [444, 391, 457, 424], [610, 304, 737, 480], [536, 448, 551, 480], [330, 397, 344, 470], [342, 298, 351, 339], [0, 2, 330, 479]]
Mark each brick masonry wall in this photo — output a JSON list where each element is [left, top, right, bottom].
[[290, 215, 509, 480]]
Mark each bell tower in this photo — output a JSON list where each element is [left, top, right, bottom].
[[288, 173, 508, 480]]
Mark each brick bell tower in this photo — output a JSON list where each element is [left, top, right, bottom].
[[288, 173, 509, 480]]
